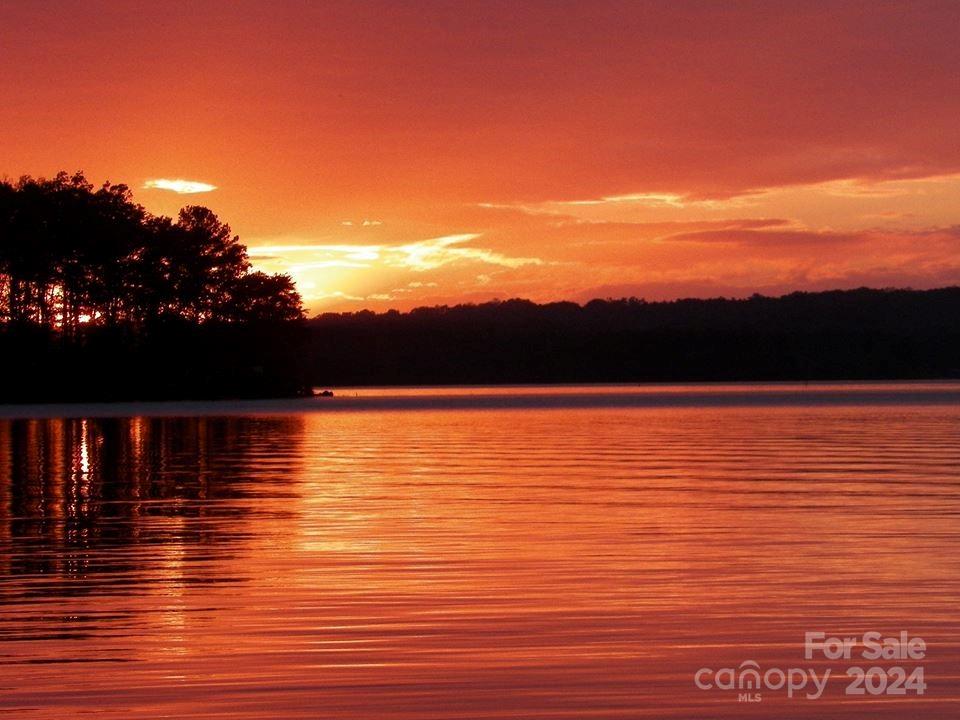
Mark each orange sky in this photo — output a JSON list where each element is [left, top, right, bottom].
[[2, 1, 960, 313]]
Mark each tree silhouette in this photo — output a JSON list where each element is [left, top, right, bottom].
[[308, 288, 960, 384], [0, 171, 302, 328], [0, 172, 308, 401], [223, 271, 303, 322]]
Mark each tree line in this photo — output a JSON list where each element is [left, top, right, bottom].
[[0, 172, 307, 401], [0, 171, 302, 331], [308, 288, 960, 384]]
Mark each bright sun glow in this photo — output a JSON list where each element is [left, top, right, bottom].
[[143, 178, 217, 194]]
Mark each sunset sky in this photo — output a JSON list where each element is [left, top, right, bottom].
[[2, 1, 959, 313]]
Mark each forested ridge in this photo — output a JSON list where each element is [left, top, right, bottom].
[[309, 288, 960, 385]]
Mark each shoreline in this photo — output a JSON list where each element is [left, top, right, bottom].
[[1, 380, 958, 419]]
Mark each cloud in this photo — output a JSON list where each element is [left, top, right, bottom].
[[244, 233, 545, 309], [249, 234, 542, 274], [143, 178, 217, 194], [662, 229, 863, 247], [480, 173, 960, 233], [568, 225, 960, 302], [248, 244, 382, 262], [393, 234, 542, 271], [287, 260, 371, 271], [311, 290, 365, 302]]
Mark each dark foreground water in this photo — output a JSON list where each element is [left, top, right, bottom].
[[0, 383, 958, 718]]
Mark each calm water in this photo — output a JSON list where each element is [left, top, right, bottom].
[[0, 383, 958, 718]]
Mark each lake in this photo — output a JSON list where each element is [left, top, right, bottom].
[[1, 383, 958, 718]]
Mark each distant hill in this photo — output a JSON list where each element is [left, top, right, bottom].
[[308, 287, 960, 385]]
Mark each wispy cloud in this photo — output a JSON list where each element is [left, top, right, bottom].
[[245, 233, 545, 308], [480, 192, 734, 215], [248, 244, 382, 262], [143, 178, 217, 194], [393, 234, 542, 271], [480, 173, 960, 232], [248, 234, 543, 273]]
